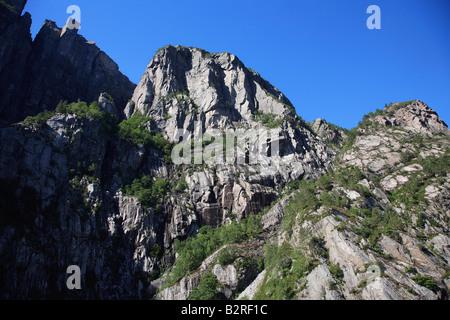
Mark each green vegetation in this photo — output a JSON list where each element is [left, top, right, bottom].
[[326, 121, 348, 136], [118, 111, 173, 161], [283, 164, 412, 252], [340, 127, 359, 154], [282, 179, 321, 231], [236, 254, 264, 272], [166, 214, 262, 286], [358, 279, 368, 288], [150, 243, 162, 258], [165, 90, 200, 116], [265, 92, 295, 113], [26, 100, 174, 161], [331, 166, 369, 195], [167, 90, 189, 101], [362, 100, 416, 122], [353, 206, 405, 250], [155, 44, 174, 55], [69, 161, 98, 183], [328, 262, 344, 283], [362, 108, 384, 123], [22, 110, 55, 129], [188, 272, 221, 300], [321, 190, 350, 210], [301, 120, 315, 133], [310, 236, 329, 260], [102, 92, 115, 105], [283, 166, 370, 232], [254, 240, 317, 300], [388, 151, 450, 211], [23, 100, 118, 133], [400, 150, 416, 164], [117, 111, 152, 144], [203, 52, 216, 59], [216, 246, 238, 266], [412, 274, 439, 293], [155, 44, 205, 56], [0, 0, 16, 12], [122, 175, 168, 210], [252, 110, 284, 129], [421, 151, 450, 177], [442, 271, 450, 280], [313, 119, 349, 147], [173, 178, 188, 193], [58, 100, 118, 134], [386, 100, 416, 114], [339, 100, 418, 155]]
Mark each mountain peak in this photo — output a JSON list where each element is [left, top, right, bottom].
[[342, 99, 449, 176], [0, 16, 135, 122], [370, 100, 449, 135], [126, 45, 297, 139]]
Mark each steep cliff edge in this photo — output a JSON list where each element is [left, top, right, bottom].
[[21, 20, 136, 120], [0, 0, 32, 124], [0, 1, 135, 123]]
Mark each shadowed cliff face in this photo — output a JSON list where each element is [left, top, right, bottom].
[[0, 2, 136, 123], [0, 97, 173, 299], [0, 0, 32, 123]]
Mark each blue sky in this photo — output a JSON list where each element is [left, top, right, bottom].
[[24, 0, 450, 129]]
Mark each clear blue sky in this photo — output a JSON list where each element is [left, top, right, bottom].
[[24, 0, 450, 129]]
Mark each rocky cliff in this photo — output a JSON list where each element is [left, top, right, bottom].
[[0, 0, 32, 124], [0, 1, 135, 123], [0, 43, 338, 298], [156, 99, 449, 301], [0, 3, 448, 301], [206, 100, 449, 301], [125, 45, 336, 225]]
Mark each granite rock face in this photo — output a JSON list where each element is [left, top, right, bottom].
[[312, 118, 347, 148], [0, 100, 169, 298], [373, 100, 449, 135], [126, 45, 295, 134], [0, 2, 135, 123], [239, 100, 449, 301], [126, 45, 337, 225]]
